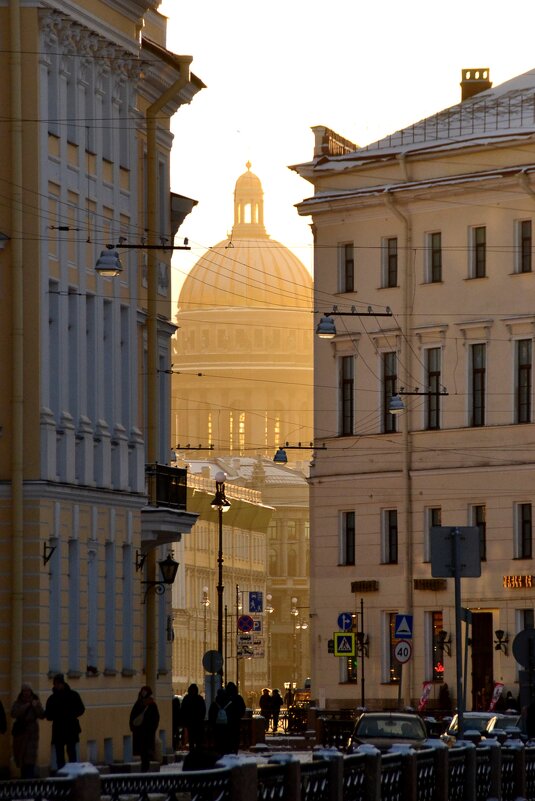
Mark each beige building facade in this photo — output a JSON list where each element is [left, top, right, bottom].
[[0, 0, 202, 774], [171, 168, 312, 699], [293, 68, 535, 710]]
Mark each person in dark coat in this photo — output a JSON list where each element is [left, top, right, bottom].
[[129, 686, 160, 772], [271, 689, 283, 732], [45, 674, 85, 770], [208, 687, 230, 756], [180, 683, 206, 751], [225, 682, 245, 754], [11, 683, 45, 778], [259, 688, 272, 731]]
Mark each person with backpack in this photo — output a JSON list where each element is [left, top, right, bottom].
[[208, 687, 230, 755]]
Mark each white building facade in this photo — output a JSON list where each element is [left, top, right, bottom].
[[293, 68, 535, 711]]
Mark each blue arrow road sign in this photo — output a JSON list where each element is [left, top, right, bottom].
[[338, 612, 353, 632], [395, 614, 413, 639]]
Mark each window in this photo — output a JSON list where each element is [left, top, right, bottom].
[[424, 507, 441, 562], [383, 351, 397, 433], [340, 511, 355, 565], [340, 243, 354, 292], [470, 343, 486, 427], [382, 509, 398, 564], [470, 226, 486, 278], [340, 355, 354, 435], [430, 611, 445, 682], [382, 237, 398, 287], [517, 608, 535, 631], [516, 503, 532, 559], [518, 220, 532, 273], [425, 347, 441, 430], [516, 339, 532, 424], [427, 232, 442, 283], [387, 613, 401, 684], [472, 505, 486, 562]]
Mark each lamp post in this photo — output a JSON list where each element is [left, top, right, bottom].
[[202, 586, 210, 654], [265, 593, 274, 687], [211, 471, 230, 684]]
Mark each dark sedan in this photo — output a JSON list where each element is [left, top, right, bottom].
[[347, 711, 429, 753]]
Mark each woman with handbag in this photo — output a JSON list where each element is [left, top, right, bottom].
[[129, 686, 160, 772], [11, 683, 45, 778]]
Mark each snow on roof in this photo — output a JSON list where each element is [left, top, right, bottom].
[[310, 68, 535, 171]]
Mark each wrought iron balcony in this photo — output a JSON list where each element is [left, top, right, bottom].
[[145, 463, 187, 510]]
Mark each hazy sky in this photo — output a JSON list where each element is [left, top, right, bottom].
[[159, 0, 535, 296]]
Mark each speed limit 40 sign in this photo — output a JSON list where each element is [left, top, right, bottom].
[[394, 640, 412, 664]]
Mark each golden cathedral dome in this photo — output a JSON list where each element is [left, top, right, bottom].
[[179, 163, 312, 310]]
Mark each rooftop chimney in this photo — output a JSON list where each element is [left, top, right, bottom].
[[461, 68, 492, 101]]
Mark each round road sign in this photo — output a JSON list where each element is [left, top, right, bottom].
[[237, 614, 254, 633], [394, 640, 412, 664], [202, 649, 223, 673]]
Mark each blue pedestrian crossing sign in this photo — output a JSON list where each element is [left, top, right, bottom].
[[395, 614, 413, 640], [249, 591, 263, 613], [333, 632, 355, 657]]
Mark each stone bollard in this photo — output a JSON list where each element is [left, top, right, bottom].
[[251, 714, 266, 746], [57, 762, 100, 801], [482, 738, 502, 801], [356, 744, 381, 801], [218, 755, 258, 801], [503, 740, 527, 801], [313, 749, 343, 801], [268, 754, 301, 801], [426, 739, 449, 801], [389, 744, 417, 801]]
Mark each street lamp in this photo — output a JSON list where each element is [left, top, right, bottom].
[[211, 471, 230, 684], [389, 387, 449, 414], [316, 304, 392, 339], [141, 552, 179, 602], [201, 586, 210, 653], [265, 593, 274, 687]]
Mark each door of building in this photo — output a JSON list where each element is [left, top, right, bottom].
[[471, 612, 493, 710]]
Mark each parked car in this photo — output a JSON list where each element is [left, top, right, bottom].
[[347, 711, 429, 753], [444, 711, 523, 742]]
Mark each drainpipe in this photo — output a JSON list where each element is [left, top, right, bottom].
[[9, 0, 24, 702], [145, 55, 193, 694], [384, 190, 413, 706]]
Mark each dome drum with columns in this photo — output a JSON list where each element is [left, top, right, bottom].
[[173, 164, 313, 458]]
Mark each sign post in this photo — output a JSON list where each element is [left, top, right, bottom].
[[431, 526, 481, 736]]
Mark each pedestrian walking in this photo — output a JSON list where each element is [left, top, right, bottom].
[[271, 688, 283, 732], [208, 687, 230, 756], [259, 688, 272, 731], [11, 683, 45, 778], [225, 682, 245, 753], [129, 686, 160, 772], [180, 683, 206, 751], [45, 674, 85, 770]]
